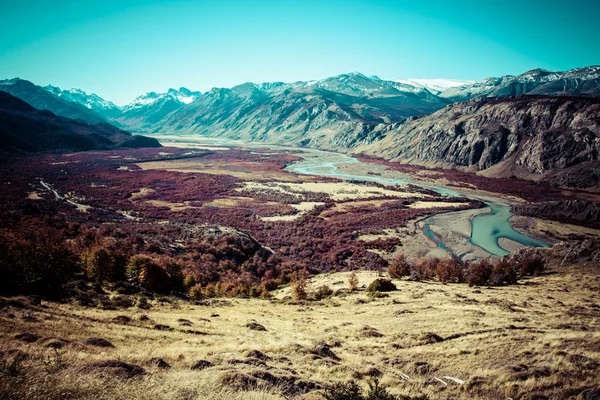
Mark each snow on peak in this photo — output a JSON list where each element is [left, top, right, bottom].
[[43, 85, 118, 111], [395, 78, 474, 93], [126, 88, 201, 109]]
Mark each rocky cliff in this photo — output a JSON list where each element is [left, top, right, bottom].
[[349, 96, 600, 191]]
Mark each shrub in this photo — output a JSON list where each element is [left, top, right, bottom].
[[388, 253, 411, 278], [434, 258, 464, 284], [313, 285, 334, 300], [138, 260, 171, 293], [490, 259, 517, 286], [518, 255, 545, 277], [163, 259, 185, 293], [183, 274, 197, 290], [348, 271, 359, 291], [410, 258, 437, 281], [136, 296, 150, 309], [466, 259, 493, 286], [366, 378, 396, 400], [366, 279, 397, 294], [126, 256, 171, 293], [323, 380, 363, 400], [1, 230, 79, 299], [188, 284, 204, 300], [291, 270, 309, 301], [323, 379, 399, 400], [81, 246, 126, 283]]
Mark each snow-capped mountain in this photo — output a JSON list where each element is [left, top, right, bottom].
[[124, 87, 201, 109], [44, 85, 121, 119], [0, 78, 107, 124], [116, 87, 201, 130], [440, 67, 600, 100], [395, 78, 474, 95]]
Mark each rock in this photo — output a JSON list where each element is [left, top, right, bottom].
[[112, 315, 132, 324], [147, 357, 171, 369], [246, 322, 267, 331], [219, 369, 320, 396], [358, 96, 600, 192], [84, 338, 115, 348], [154, 324, 173, 331], [139, 315, 151, 321], [191, 360, 214, 370], [359, 326, 384, 338], [420, 332, 445, 344], [227, 358, 267, 368], [311, 343, 340, 361], [14, 332, 40, 343], [245, 350, 271, 360], [79, 360, 147, 379], [177, 319, 193, 326]]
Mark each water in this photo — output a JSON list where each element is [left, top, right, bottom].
[[283, 148, 550, 257], [153, 135, 550, 257], [469, 201, 549, 256]]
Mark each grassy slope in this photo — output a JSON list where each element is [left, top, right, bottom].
[[1, 265, 599, 400]]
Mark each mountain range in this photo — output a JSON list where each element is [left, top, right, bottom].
[[0, 91, 160, 155], [1, 65, 599, 189]]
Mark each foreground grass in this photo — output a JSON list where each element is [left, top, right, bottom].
[[1, 268, 600, 400]]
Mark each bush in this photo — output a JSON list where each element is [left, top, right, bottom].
[[410, 258, 437, 281], [466, 259, 493, 286], [518, 255, 545, 277], [366, 279, 397, 295], [138, 261, 171, 293], [163, 259, 185, 293], [136, 296, 151, 309], [348, 271, 359, 291], [434, 258, 464, 284], [0, 230, 79, 299], [82, 246, 126, 283], [313, 285, 334, 300], [388, 253, 411, 278], [366, 378, 396, 400], [323, 380, 363, 400], [291, 270, 309, 301], [323, 379, 399, 400], [126, 256, 171, 293], [490, 259, 517, 285], [188, 284, 204, 300]]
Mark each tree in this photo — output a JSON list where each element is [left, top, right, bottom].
[[348, 271, 359, 291], [388, 252, 411, 278], [291, 269, 309, 300]]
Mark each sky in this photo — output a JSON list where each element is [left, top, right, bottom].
[[1, 0, 599, 105]]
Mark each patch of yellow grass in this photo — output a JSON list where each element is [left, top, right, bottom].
[[2, 266, 599, 399], [239, 181, 427, 201]]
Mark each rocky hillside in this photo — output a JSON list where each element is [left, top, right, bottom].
[[351, 96, 600, 190], [513, 200, 600, 229], [0, 91, 161, 155]]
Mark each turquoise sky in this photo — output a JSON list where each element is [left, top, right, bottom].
[[1, 0, 599, 105]]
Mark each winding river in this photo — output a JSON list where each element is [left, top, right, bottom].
[[153, 135, 550, 257], [282, 149, 549, 257]]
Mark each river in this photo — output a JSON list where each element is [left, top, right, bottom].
[[151, 134, 550, 257]]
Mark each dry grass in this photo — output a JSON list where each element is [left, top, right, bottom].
[[136, 159, 306, 181], [239, 181, 427, 201], [2, 264, 600, 399]]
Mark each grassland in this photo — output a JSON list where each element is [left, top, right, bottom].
[[2, 260, 600, 400], [1, 144, 600, 399]]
